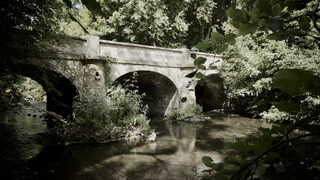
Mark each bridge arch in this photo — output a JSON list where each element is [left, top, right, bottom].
[[112, 70, 179, 116], [6, 63, 79, 122], [195, 74, 226, 111]]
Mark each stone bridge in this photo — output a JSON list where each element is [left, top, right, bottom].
[[9, 36, 224, 118]]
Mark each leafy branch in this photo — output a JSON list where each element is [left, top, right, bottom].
[[231, 132, 320, 179]]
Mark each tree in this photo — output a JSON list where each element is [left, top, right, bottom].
[[189, 0, 320, 179], [61, 0, 236, 48]]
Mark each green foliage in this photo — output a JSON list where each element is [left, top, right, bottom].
[[61, 0, 236, 48], [199, 0, 320, 179], [196, 31, 237, 53], [56, 85, 150, 143], [218, 33, 320, 117], [273, 69, 320, 96], [260, 106, 292, 123], [166, 104, 202, 121], [19, 78, 46, 102]]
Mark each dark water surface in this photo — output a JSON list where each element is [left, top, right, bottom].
[[25, 113, 269, 180]]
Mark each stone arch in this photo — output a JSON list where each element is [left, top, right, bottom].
[[195, 74, 226, 111], [113, 70, 179, 116], [6, 63, 79, 121]]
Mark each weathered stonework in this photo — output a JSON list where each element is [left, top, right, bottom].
[[9, 36, 224, 117]]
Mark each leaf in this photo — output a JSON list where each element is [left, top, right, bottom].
[[266, 16, 283, 31], [210, 32, 224, 44], [224, 33, 237, 44], [198, 79, 205, 86], [202, 156, 216, 168], [239, 23, 257, 35], [254, 0, 273, 17], [272, 69, 320, 96], [181, 97, 187, 103], [224, 156, 242, 166], [298, 15, 310, 31], [196, 41, 211, 52], [274, 101, 300, 114], [272, 3, 282, 16], [197, 65, 206, 70], [209, 63, 217, 70], [248, 9, 260, 23], [196, 72, 205, 79], [194, 57, 207, 65], [258, 18, 268, 26], [81, 0, 103, 15], [229, 141, 249, 151], [191, 53, 197, 59], [226, 8, 249, 23], [212, 174, 228, 180], [267, 30, 290, 40], [201, 176, 212, 180], [185, 70, 197, 78]]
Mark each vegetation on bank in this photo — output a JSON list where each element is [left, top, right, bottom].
[[53, 85, 151, 143], [166, 103, 202, 121], [187, 0, 320, 179], [2, 0, 320, 179]]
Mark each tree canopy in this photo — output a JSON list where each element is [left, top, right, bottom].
[[61, 0, 235, 47]]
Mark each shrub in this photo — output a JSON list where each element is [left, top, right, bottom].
[[166, 103, 203, 120], [57, 85, 150, 143]]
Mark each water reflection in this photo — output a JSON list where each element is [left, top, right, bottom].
[[29, 113, 270, 180]]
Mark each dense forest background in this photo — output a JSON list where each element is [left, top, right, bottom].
[[1, 0, 320, 179]]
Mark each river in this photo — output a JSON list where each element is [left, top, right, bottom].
[[17, 111, 270, 180]]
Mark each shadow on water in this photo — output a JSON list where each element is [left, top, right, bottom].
[[27, 113, 270, 180]]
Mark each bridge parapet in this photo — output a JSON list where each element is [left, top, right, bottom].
[[99, 40, 194, 68]]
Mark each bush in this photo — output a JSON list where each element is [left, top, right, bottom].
[[56, 85, 150, 143], [166, 103, 202, 120]]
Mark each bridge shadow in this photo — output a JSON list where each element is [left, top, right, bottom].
[[5, 63, 79, 125], [27, 115, 267, 180]]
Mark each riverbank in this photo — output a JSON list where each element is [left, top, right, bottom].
[[25, 113, 270, 179]]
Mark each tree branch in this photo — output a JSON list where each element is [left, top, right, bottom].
[[230, 132, 320, 180], [311, 0, 320, 33], [68, 12, 89, 34]]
